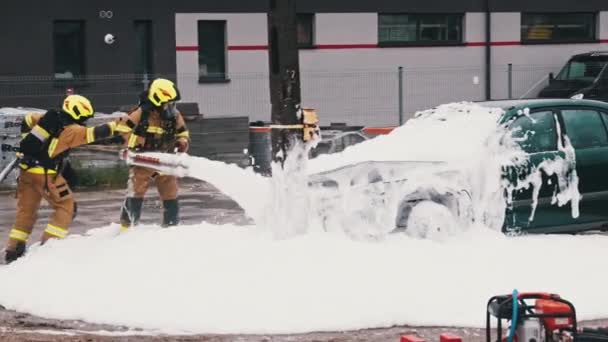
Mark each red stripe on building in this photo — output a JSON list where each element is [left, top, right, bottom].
[[176, 46, 198, 51], [179, 44, 379, 51], [178, 40, 606, 51], [229, 45, 268, 51], [490, 41, 521, 46], [467, 41, 521, 46]]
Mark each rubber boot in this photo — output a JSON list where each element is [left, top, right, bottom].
[[5, 242, 26, 264], [73, 202, 78, 220], [162, 199, 179, 227], [120, 197, 144, 227]]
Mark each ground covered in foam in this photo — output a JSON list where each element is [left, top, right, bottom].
[[0, 223, 607, 334]]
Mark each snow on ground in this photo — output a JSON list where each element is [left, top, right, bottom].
[[0, 101, 604, 334]]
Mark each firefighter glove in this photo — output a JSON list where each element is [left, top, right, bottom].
[[174, 140, 188, 153]]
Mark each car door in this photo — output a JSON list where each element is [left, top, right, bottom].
[[585, 63, 608, 102], [555, 107, 608, 229], [503, 108, 575, 232], [598, 77, 608, 102]]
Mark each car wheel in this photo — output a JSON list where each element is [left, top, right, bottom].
[[404, 200, 458, 241]]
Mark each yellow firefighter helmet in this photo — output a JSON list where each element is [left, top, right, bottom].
[[147, 78, 181, 107], [62, 94, 94, 120]]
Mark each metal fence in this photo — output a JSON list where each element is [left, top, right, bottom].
[[491, 64, 558, 100], [0, 64, 565, 127]]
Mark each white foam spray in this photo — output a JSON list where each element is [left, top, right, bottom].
[[145, 102, 581, 239]]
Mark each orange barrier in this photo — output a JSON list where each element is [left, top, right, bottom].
[[249, 126, 397, 135], [362, 126, 396, 135]]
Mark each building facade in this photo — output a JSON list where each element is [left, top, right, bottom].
[[2, 0, 608, 125]]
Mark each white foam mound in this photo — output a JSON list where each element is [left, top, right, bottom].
[[1, 224, 608, 334], [308, 102, 506, 174], [133, 101, 579, 236]]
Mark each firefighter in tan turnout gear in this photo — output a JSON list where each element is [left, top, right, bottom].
[[116, 78, 190, 230], [4, 95, 119, 264]]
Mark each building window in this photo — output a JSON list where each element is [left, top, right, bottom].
[[134, 20, 153, 77], [521, 13, 597, 43], [297, 14, 314, 48], [378, 14, 462, 46], [198, 20, 227, 81], [53, 21, 85, 79]]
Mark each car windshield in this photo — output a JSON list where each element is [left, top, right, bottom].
[[555, 59, 607, 81]]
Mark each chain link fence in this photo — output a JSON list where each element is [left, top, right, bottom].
[[0, 64, 567, 127], [0, 64, 584, 183], [0, 74, 158, 115], [492, 64, 560, 100]]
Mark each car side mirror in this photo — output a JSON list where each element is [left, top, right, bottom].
[[548, 72, 554, 83]]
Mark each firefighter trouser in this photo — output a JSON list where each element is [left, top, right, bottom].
[[6, 170, 74, 252], [119, 166, 179, 229]]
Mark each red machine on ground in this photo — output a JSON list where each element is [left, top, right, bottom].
[[486, 291, 608, 342]]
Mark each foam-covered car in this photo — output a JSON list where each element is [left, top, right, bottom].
[[308, 99, 608, 236]]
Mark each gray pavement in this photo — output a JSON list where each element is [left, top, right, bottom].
[[0, 179, 252, 254]]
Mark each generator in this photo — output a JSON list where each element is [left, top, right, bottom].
[[486, 291, 608, 342]]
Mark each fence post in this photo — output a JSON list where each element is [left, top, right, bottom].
[[398, 66, 404, 125], [142, 73, 150, 91], [508, 63, 513, 99]]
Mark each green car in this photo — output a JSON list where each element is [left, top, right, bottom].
[[309, 98, 608, 236], [481, 98, 608, 234]]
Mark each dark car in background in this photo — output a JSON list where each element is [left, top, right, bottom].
[[538, 51, 608, 102]]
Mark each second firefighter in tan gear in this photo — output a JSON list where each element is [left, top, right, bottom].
[[5, 95, 119, 263], [117, 78, 189, 229]]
